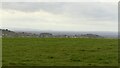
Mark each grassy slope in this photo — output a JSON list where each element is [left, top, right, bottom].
[[2, 38, 118, 66]]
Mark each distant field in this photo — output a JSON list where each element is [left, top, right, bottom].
[[2, 38, 118, 66]]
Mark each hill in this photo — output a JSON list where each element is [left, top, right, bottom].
[[1, 29, 103, 38]]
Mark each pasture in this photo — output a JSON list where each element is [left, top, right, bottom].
[[2, 38, 118, 66]]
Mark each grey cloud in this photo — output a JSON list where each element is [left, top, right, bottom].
[[1, 2, 118, 31], [2, 2, 65, 14], [2, 2, 117, 15], [2, 2, 117, 22], [61, 3, 117, 22]]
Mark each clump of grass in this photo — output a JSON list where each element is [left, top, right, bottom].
[[98, 58, 103, 60], [48, 56, 54, 59], [70, 59, 81, 62], [97, 48, 101, 49], [88, 63, 92, 66], [9, 62, 17, 65]]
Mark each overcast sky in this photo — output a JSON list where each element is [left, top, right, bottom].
[[0, 2, 118, 32]]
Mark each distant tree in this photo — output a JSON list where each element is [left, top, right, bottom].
[[5, 29, 8, 31]]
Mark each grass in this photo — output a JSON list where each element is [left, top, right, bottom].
[[2, 38, 118, 66]]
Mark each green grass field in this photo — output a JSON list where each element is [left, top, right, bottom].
[[2, 38, 118, 66]]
